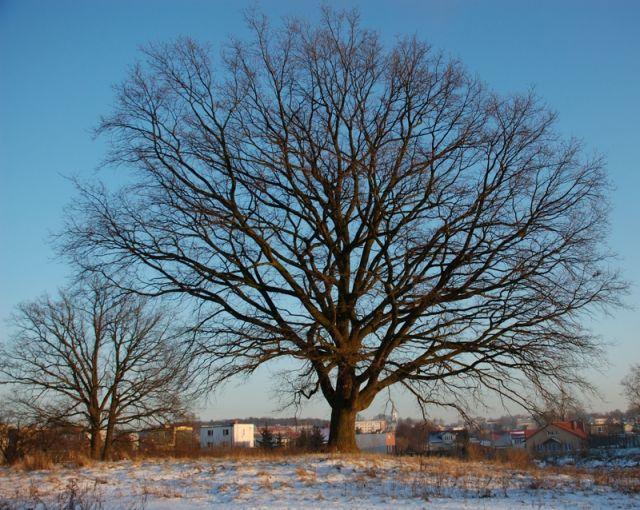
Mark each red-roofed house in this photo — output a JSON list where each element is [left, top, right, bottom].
[[525, 421, 587, 456]]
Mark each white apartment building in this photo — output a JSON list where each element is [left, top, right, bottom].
[[200, 423, 255, 448], [355, 419, 387, 434]]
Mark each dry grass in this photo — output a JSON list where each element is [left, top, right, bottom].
[[2, 452, 638, 509], [1, 443, 305, 471], [4, 448, 638, 500], [278, 479, 293, 489], [398, 454, 640, 498], [234, 482, 254, 498], [256, 470, 274, 490], [363, 466, 378, 478], [393, 456, 514, 500], [14, 451, 56, 471], [3, 443, 536, 472], [495, 447, 533, 469], [65, 451, 94, 468], [0, 448, 302, 476], [295, 465, 317, 485], [3, 447, 95, 472], [133, 446, 301, 463], [141, 483, 183, 499], [465, 443, 533, 469], [0, 478, 117, 510], [573, 467, 640, 494]]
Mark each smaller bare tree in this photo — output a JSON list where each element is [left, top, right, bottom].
[[0, 278, 192, 460], [533, 386, 588, 425], [622, 364, 640, 413]]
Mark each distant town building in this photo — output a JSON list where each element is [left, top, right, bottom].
[[590, 417, 609, 435], [427, 429, 466, 452], [491, 429, 530, 449], [356, 431, 396, 454], [515, 417, 537, 430], [200, 423, 255, 448], [355, 419, 388, 434], [138, 424, 196, 450], [525, 421, 587, 455], [589, 416, 624, 436]]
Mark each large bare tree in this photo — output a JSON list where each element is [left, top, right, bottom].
[[0, 279, 190, 460], [62, 9, 623, 451]]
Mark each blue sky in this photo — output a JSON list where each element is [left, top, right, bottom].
[[1, 0, 639, 421]]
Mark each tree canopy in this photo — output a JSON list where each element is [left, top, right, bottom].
[[62, 8, 624, 451]]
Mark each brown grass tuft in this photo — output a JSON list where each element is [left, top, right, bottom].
[[15, 451, 55, 471], [363, 466, 377, 478], [295, 466, 317, 485], [65, 451, 94, 468], [592, 467, 640, 494]]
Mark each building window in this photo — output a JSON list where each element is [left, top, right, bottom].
[[207, 430, 212, 436], [223, 429, 229, 436]]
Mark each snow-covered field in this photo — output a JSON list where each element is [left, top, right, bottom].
[[537, 448, 640, 469], [1, 454, 639, 509]]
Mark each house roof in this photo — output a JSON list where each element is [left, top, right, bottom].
[[553, 421, 588, 439], [201, 422, 254, 429], [527, 421, 587, 441]]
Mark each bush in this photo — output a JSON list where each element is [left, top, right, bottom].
[[498, 447, 532, 469]]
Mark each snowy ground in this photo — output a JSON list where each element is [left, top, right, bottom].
[[537, 448, 640, 469], [1, 454, 639, 509]]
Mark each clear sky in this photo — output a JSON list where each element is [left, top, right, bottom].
[[1, 0, 639, 422]]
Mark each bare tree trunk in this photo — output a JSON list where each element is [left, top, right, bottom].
[[327, 406, 358, 452], [326, 365, 359, 451], [101, 425, 113, 460], [5, 428, 22, 464], [101, 403, 118, 460], [89, 425, 102, 460]]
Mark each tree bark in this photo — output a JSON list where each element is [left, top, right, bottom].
[[89, 426, 102, 460], [101, 422, 115, 461], [101, 398, 119, 460], [327, 406, 358, 452]]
